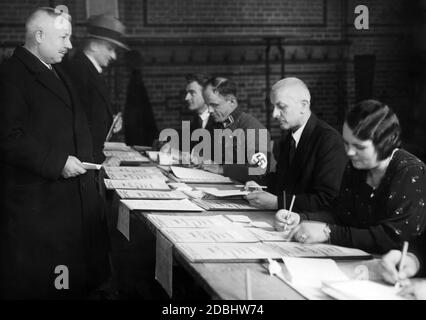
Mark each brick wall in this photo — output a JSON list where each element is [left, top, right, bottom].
[[0, 0, 424, 156]]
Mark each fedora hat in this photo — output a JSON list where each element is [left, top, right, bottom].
[[86, 14, 130, 50]]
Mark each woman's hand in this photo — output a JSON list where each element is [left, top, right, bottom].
[[379, 250, 420, 284], [274, 209, 300, 232], [289, 221, 330, 244]]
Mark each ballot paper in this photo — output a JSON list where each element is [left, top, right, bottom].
[[147, 214, 231, 229], [104, 179, 170, 190], [170, 166, 233, 183], [283, 257, 349, 287], [116, 189, 187, 200], [175, 242, 277, 263], [160, 227, 260, 243], [248, 228, 292, 242], [321, 280, 407, 300], [103, 142, 133, 151], [168, 183, 193, 191], [191, 199, 264, 211], [81, 162, 102, 170], [225, 215, 252, 223], [104, 172, 167, 180], [103, 150, 150, 162], [197, 188, 250, 198], [121, 199, 204, 212], [104, 166, 163, 175], [265, 242, 372, 260]]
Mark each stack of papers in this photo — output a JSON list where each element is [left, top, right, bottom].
[[103, 150, 150, 163], [104, 166, 163, 175], [265, 242, 372, 260], [105, 172, 167, 180], [191, 199, 265, 211], [121, 199, 204, 212], [169, 166, 233, 184], [176, 242, 278, 262], [104, 179, 170, 190], [160, 227, 260, 243], [197, 187, 250, 198], [116, 189, 187, 200], [147, 214, 231, 229]]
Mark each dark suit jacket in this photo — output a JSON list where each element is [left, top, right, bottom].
[[272, 113, 347, 212], [219, 108, 271, 183], [0, 46, 110, 299], [64, 51, 113, 163]]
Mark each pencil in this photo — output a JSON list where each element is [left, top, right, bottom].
[[395, 241, 409, 290], [289, 195, 296, 212], [235, 185, 267, 189], [246, 269, 252, 300]]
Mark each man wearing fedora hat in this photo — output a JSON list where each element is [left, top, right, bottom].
[[65, 14, 129, 164]]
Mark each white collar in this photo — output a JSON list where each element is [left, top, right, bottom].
[[291, 119, 308, 148], [199, 108, 210, 121], [38, 58, 52, 70], [84, 52, 103, 74]]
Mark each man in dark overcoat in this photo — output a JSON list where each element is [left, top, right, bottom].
[[0, 7, 110, 299]]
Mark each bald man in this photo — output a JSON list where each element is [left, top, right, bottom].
[[245, 77, 347, 212], [0, 7, 110, 299]]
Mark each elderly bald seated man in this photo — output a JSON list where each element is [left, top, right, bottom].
[[245, 77, 347, 212]]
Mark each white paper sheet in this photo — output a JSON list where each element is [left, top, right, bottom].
[[321, 280, 407, 300], [147, 214, 231, 229], [175, 242, 277, 262], [104, 166, 163, 175], [198, 188, 250, 198], [265, 242, 372, 259], [104, 179, 170, 190], [116, 189, 187, 200], [160, 227, 260, 243], [170, 166, 233, 183], [121, 199, 204, 212], [191, 199, 261, 211], [103, 150, 149, 162], [81, 162, 102, 170], [248, 228, 292, 242], [105, 172, 167, 180], [283, 257, 349, 287]]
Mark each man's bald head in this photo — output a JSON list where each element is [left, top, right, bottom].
[[270, 77, 312, 131], [24, 7, 72, 64], [270, 77, 311, 104]]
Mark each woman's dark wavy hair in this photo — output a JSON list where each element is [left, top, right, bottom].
[[345, 99, 401, 160]]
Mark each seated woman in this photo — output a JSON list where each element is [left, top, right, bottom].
[[276, 99, 426, 254]]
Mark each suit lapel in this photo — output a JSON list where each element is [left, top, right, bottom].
[[287, 114, 318, 186], [36, 70, 73, 109], [14, 46, 72, 109]]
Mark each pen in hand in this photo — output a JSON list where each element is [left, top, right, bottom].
[[394, 241, 409, 290]]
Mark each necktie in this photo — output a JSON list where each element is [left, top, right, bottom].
[[196, 116, 203, 129], [50, 66, 60, 80], [288, 135, 296, 167]]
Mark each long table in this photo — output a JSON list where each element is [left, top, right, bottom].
[[105, 174, 382, 300]]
